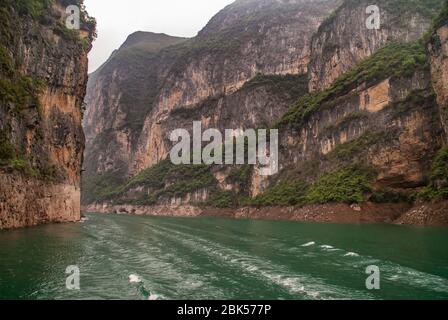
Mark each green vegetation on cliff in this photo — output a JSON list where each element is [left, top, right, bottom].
[[81, 171, 127, 204], [7, 0, 52, 18], [227, 163, 252, 183], [0, 129, 45, 177], [250, 181, 308, 207], [250, 165, 376, 207], [0, 4, 45, 174], [162, 164, 216, 198], [0, 46, 44, 114], [305, 165, 376, 204], [420, 146, 448, 200], [83, 160, 219, 205], [433, 0, 448, 29], [205, 191, 238, 208], [278, 42, 428, 129]]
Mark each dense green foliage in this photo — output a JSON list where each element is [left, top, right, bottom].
[[250, 165, 376, 206], [304, 165, 376, 204], [420, 146, 448, 200], [226, 165, 252, 190], [433, 0, 448, 29], [162, 164, 216, 197], [250, 181, 308, 207], [278, 42, 428, 129], [83, 160, 218, 204], [125, 160, 173, 191], [205, 191, 237, 208]]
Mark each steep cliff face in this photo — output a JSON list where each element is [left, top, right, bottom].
[[308, 0, 445, 92], [0, 0, 94, 229], [83, 32, 187, 178]]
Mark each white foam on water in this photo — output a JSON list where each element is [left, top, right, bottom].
[[344, 252, 359, 257], [301, 241, 315, 247], [381, 263, 448, 293], [129, 274, 141, 283], [151, 224, 374, 300], [387, 275, 400, 281], [246, 265, 259, 272], [319, 245, 342, 253]]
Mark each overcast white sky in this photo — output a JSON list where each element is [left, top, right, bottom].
[[84, 0, 235, 72]]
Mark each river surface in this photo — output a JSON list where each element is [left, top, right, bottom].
[[0, 213, 447, 300]]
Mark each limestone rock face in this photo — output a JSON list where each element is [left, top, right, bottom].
[[83, 32, 187, 178], [0, 1, 94, 229]]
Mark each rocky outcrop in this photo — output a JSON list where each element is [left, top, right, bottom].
[[396, 200, 448, 226], [0, 1, 95, 229], [308, 0, 444, 92], [0, 174, 81, 228]]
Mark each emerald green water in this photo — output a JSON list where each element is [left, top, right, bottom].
[[0, 213, 447, 300]]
